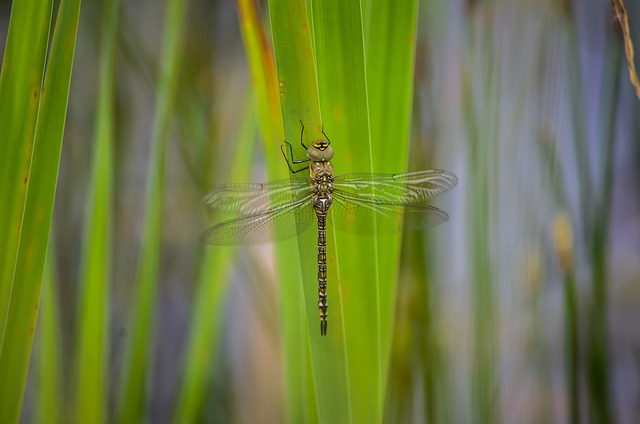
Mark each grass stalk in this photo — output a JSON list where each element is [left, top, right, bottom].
[[363, 0, 419, 399], [586, 33, 622, 424], [0, 0, 81, 419], [462, 10, 498, 422], [268, 0, 419, 421], [565, 268, 580, 424], [115, 0, 188, 420], [311, 1, 379, 421], [552, 212, 580, 424], [172, 103, 256, 424], [267, 0, 326, 422], [35, 251, 63, 424], [0, 0, 54, 350], [73, 0, 118, 421], [540, 132, 583, 424]]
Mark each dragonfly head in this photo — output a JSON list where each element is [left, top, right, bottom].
[[308, 141, 334, 162]]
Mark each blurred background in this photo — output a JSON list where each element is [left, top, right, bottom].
[[1, 0, 639, 422]]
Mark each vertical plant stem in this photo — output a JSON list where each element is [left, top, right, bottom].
[[35, 251, 63, 424], [587, 34, 622, 424], [363, 0, 419, 401], [470, 166, 495, 424], [463, 17, 498, 421], [172, 104, 255, 424], [312, 1, 381, 421], [0, 0, 81, 419], [268, 0, 335, 422], [115, 0, 188, 421], [564, 13, 593, 241], [0, 0, 53, 351], [246, 0, 313, 421], [74, 0, 118, 421], [564, 270, 580, 424], [415, 234, 437, 423]]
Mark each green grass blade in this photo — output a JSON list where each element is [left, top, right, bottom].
[[0, 0, 81, 420], [35, 251, 63, 424], [312, 3, 386, 423], [269, 1, 419, 421], [363, 0, 419, 394], [238, 0, 322, 422], [0, 0, 53, 349], [462, 25, 498, 424], [372, 1, 441, 416], [265, 0, 325, 422], [115, 0, 188, 421], [586, 34, 622, 424], [269, 0, 322, 140], [172, 103, 256, 424], [365, 0, 418, 172], [73, 0, 118, 422]]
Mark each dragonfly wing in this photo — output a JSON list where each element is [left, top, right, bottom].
[[200, 196, 315, 245], [204, 176, 311, 214], [330, 192, 449, 234], [332, 170, 457, 204]]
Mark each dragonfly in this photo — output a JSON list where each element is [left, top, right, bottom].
[[201, 123, 457, 336]]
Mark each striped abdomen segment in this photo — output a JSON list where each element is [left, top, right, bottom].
[[313, 195, 331, 336], [317, 211, 328, 336]]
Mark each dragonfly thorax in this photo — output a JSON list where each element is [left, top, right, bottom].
[[310, 161, 334, 178], [311, 160, 334, 213]]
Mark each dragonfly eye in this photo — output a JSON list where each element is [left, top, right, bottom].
[[308, 144, 334, 162], [323, 145, 334, 161]]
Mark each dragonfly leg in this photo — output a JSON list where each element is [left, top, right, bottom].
[[281, 141, 310, 174], [282, 121, 313, 173], [321, 124, 332, 145], [299, 120, 309, 149]]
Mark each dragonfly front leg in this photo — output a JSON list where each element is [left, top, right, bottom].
[[281, 140, 310, 174], [281, 120, 313, 174]]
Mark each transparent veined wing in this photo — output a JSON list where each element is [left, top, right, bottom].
[[330, 190, 449, 234], [204, 176, 311, 214], [332, 170, 457, 204], [200, 195, 315, 245]]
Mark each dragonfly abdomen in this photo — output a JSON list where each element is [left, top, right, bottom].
[[313, 194, 332, 336], [317, 214, 328, 336]]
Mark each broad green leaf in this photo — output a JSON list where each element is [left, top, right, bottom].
[[265, 0, 327, 422], [268, 0, 420, 422], [310, 1, 381, 422], [74, 0, 118, 422], [241, 1, 312, 422], [0, 0, 82, 420]]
